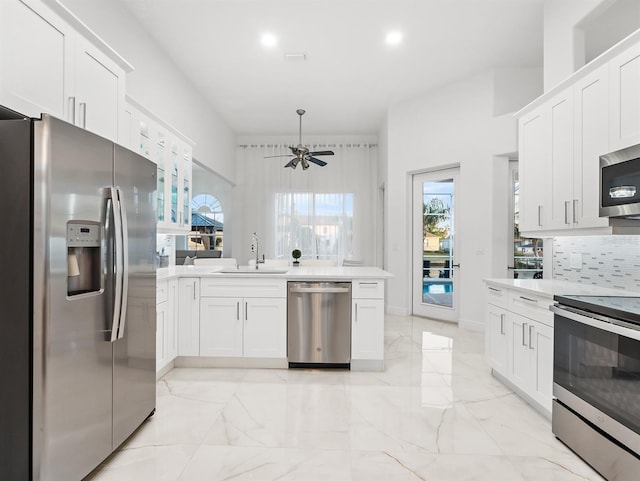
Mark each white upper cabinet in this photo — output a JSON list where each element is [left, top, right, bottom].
[[518, 108, 547, 233], [609, 41, 640, 151], [72, 37, 124, 141], [547, 89, 574, 231], [573, 64, 610, 229], [124, 97, 194, 233], [0, 0, 129, 142], [517, 32, 640, 236], [0, 0, 72, 119]]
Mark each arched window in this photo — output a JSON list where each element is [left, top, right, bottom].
[[190, 194, 224, 250]]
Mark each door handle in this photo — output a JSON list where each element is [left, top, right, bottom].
[[107, 187, 123, 343], [193, 280, 196, 300], [500, 313, 505, 335], [245, 301, 248, 321], [573, 199, 578, 224], [108, 187, 128, 340], [522, 323, 527, 346], [452, 264, 460, 268], [236, 301, 240, 321], [117, 187, 129, 339], [355, 302, 358, 322], [564, 200, 571, 225]]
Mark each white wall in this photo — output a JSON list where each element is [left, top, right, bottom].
[[543, 0, 610, 91], [384, 70, 521, 330], [56, 0, 237, 182]]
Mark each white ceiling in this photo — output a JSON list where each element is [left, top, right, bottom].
[[117, 0, 544, 136]]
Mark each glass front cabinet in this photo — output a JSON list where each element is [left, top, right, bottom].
[[124, 98, 193, 233]]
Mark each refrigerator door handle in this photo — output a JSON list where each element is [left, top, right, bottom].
[[109, 186, 124, 342], [116, 187, 129, 339]]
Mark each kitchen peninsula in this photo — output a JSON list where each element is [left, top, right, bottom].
[[156, 265, 393, 377]]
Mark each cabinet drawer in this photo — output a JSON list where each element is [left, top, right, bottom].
[[200, 277, 286, 298], [352, 279, 384, 299], [508, 290, 553, 326], [486, 284, 508, 309], [156, 279, 168, 304]]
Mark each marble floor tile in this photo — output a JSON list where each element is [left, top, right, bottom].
[[85, 315, 606, 481]]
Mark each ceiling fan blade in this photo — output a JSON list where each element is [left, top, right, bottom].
[[308, 150, 334, 156], [264, 154, 295, 158], [308, 156, 327, 167], [284, 159, 296, 168]]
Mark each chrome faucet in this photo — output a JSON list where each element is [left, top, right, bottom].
[[252, 232, 264, 269]]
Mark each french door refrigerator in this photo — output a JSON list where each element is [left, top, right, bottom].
[[0, 111, 157, 481]]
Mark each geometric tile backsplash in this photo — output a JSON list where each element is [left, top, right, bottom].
[[553, 236, 640, 292]]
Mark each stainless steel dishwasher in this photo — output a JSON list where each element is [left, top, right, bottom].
[[287, 281, 352, 368]]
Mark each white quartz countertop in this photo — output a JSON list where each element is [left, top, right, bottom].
[[483, 278, 637, 299], [157, 265, 393, 281]]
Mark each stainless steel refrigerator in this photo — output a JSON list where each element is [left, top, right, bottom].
[[0, 110, 157, 481]]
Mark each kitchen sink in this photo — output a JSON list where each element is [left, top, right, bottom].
[[216, 267, 289, 274]]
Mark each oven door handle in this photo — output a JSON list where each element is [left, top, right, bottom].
[[551, 304, 640, 341]]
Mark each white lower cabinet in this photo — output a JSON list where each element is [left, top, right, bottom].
[[486, 303, 508, 375], [243, 298, 287, 358], [156, 278, 177, 374], [351, 279, 385, 369], [198, 278, 287, 359], [200, 297, 243, 357], [485, 284, 553, 415], [351, 299, 384, 360], [178, 278, 200, 356], [156, 299, 168, 368], [199, 297, 286, 358]]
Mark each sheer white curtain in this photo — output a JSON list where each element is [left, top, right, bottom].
[[236, 142, 377, 265]]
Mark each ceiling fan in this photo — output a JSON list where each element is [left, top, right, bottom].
[[265, 109, 334, 170]]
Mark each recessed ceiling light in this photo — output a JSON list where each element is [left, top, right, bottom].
[[385, 31, 403, 46], [261, 33, 278, 48]]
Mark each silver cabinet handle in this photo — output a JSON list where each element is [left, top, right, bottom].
[[355, 302, 358, 322], [522, 322, 527, 346], [537, 205, 543, 226], [529, 325, 535, 349], [79, 102, 87, 129], [358, 282, 378, 286], [564, 201, 571, 224], [193, 281, 196, 300], [488, 287, 501, 293], [245, 301, 248, 321], [519, 296, 538, 305], [573, 199, 578, 224], [68, 96, 76, 124], [236, 301, 240, 321], [500, 313, 505, 335]]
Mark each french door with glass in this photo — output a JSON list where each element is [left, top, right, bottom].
[[412, 169, 459, 321]]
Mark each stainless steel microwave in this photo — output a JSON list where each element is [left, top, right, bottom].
[[600, 143, 640, 218]]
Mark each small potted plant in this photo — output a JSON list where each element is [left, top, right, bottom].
[[291, 249, 302, 266]]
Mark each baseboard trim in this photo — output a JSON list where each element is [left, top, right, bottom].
[[492, 369, 551, 420]]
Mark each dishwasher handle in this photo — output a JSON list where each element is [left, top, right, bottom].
[[289, 287, 351, 294]]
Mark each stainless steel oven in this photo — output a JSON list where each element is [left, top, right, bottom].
[[551, 295, 640, 481]]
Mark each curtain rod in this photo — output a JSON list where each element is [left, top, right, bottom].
[[237, 143, 378, 149]]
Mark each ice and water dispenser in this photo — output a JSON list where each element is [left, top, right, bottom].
[[66, 221, 101, 296]]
